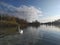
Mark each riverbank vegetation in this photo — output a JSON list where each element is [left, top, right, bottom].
[[0, 14, 40, 27]]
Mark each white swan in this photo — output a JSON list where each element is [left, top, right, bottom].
[[18, 26, 23, 34], [19, 30, 23, 34]]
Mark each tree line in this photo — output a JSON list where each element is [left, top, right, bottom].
[[0, 14, 40, 27]]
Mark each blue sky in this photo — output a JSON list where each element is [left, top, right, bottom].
[[0, 0, 60, 23]]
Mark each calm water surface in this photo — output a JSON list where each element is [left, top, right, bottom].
[[0, 25, 60, 45]]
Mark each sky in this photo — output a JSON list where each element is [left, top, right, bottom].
[[0, 0, 60, 23]]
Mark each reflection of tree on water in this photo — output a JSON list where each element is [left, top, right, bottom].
[[0, 26, 42, 45], [0, 27, 17, 38], [0, 25, 60, 45]]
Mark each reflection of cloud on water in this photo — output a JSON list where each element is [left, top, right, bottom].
[[39, 25, 60, 33], [0, 26, 43, 45], [38, 25, 60, 42], [1, 25, 60, 45]]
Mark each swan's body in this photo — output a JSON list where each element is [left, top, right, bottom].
[[19, 30, 23, 34]]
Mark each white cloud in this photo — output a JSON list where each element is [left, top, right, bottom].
[[0, 2, 43, 22], [39, 15, 60, 23], [0, 2, 16, 9], [0, 2, 16, 11], [1, 2, 60, 23], [15, 5, 43, 22]]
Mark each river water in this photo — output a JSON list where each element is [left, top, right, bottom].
[[0, 25, 60, 45]]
